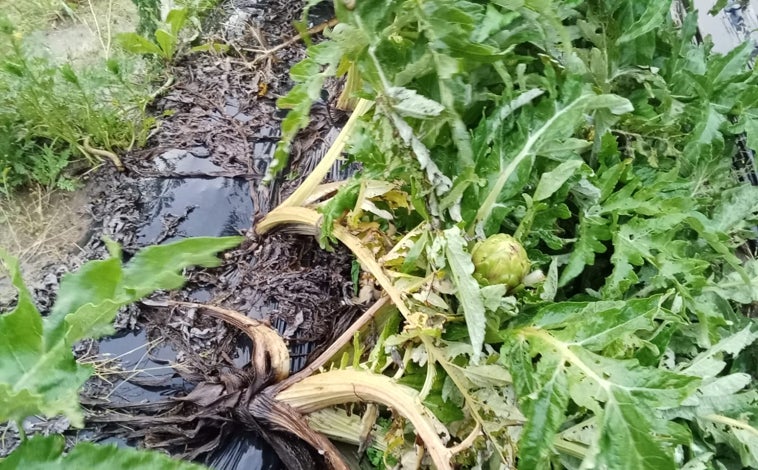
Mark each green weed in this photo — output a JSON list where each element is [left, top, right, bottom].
[[130, 0, 160, 35], [0, 0, 68, 33], [0, 17, 155, 194], [117, 7, 188, 62]]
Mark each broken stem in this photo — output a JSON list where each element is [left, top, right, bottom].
[[250, 393, 351, 470], [160, 300, 290, 383], [272, 99, 372, 209], [274, 368, 454, 470], [269, 296, 390, 394]]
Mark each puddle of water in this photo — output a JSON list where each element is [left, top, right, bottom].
[[93, 142, 282, 466], [135, 177, 253, 245]]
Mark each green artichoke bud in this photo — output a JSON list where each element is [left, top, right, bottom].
[[471, 234, 530, 289]]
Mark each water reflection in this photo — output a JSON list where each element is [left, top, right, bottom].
[[136, 177, 254, 245]]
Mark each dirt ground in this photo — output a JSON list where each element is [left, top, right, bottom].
[[0, 188, 92, 304]]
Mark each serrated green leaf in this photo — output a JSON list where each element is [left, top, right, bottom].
[[386, 87, 444, 119], [531, 296, 669, 352], [64, 300, 124, 346], [708, 260, 758, 305], [461, 363, 512, 387], [679, 326, 758, 378], [697, 374, 753, 401], [710, 185, 758, 233], [569, 346, 700, 406], [0, 250, 91, 427], [698, 415, 758, 468], [559, 214, 610, 287], [596, 389, 676, 470], [616, 0, 672, 45], [505, 323, 699, 467], [443, 226, 486, 362], [121, 236, 243, 297], [474, 91, 632, 231], [516, 360, 569, 470], [0, 435, 206, 469], [45, 258, 124, 345], [708, 41, 753, 88]]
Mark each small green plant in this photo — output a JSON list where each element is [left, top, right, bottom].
[[130, 0, 219, 37], [117, 8, 189, 62], [0, 236, 242, 468]]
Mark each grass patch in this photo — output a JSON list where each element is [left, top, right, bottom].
[[0, 22, 155, 194], [0, 0, 65, 34], [0, 0, 156, 195]]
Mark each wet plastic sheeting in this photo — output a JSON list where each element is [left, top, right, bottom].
[[135, 177, 254, 245], [204, 430, 282, 470], [97, 329, 193, 404]]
